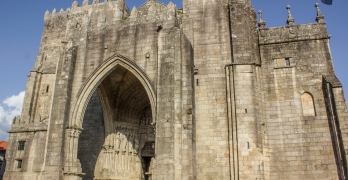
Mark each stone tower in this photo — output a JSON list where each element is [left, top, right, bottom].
[[4, 0, 348, 180]]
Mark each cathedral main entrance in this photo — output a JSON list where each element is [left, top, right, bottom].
[[77, 65, 155, 180]]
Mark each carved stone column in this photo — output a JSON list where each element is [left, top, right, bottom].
[[64, 127, 85, 180]]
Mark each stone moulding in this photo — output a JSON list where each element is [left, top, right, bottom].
[[69, 53, 156, 129], [8, 129, 47, 133], [9, 122, 49, 133], [258, 23, 329, 45], [323, 75, 343, 88], [258, 34, 331, 45]]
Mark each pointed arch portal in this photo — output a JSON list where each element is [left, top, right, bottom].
[[68, 54, 156, 180], [70, 54, 156, 128]]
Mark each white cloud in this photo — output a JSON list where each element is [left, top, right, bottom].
[[0, 91, 25, 141], [4, 91, 25, 109]]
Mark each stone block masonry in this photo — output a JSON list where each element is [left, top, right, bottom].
[[3, 0, 348, 180]]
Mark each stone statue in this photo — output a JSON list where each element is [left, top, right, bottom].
[[115, 132, 121, 150], [121, 133, 127, 151], [134, 139, 139, 155]]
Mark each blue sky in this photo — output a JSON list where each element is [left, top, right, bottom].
[[0, 0, 347, 140]]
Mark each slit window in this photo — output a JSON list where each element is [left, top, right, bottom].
[[285, 58, 291, 66], [275, 57, 293, 67], [18, 141, 25, 151], [46, 85, 49, 93], [17, 160, 22, 169]]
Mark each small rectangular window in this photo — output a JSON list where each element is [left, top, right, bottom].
[[17, 160, 22, 169], [285, 58, 291, 66], [275, 57, 293, 68], [18, 141, 25, 150]]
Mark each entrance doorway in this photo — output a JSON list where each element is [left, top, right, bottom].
[[141, 141, 155, 180], [77, 65, 155, 180]]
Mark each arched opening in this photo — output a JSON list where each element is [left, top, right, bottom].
[[301, 92, 316, 116], [76, 64, 155, 180]]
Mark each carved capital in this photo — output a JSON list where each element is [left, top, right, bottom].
[[67, 128, 82, 138]]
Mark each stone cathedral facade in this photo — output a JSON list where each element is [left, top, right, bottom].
[[4, 0, 348, 179]]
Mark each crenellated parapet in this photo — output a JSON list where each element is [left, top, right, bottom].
[[43, 0, 180, 33], [258, 3, 330, 45], [9, 117, 48, 133], [136, 0, 178, 23]]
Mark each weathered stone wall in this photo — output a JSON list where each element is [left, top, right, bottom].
[[152, 26, 194, 180], [4, 131, 47, 179], [259, 22, 340, 179], [182, 0, 232, 179], [228, 1, 264, 179], [230, 0, 260, 64], [77, 92, 105, 180]]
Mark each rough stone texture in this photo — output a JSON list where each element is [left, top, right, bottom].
[[4, 0, 348, 180], [182, 0, 232, 179], [78, 92, 105, 180]]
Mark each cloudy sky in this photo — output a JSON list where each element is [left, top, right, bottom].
[[0, 92, 25, 140], [0, 0, 347, 141]]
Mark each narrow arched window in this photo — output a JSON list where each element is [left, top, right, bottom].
[[301, 93, 316, 116]]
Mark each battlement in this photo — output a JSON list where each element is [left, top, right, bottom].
[[258, 3, 329, 45], [43, 0, 179, 32], [44, 0, 129, 19], [258, 23, 329, 45], [10, 116, 48, 133]]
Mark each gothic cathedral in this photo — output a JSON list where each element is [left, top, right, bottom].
[[4, 0, 348, 180]]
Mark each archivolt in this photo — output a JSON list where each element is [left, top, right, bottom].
[[69, 54, 156, 128]]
